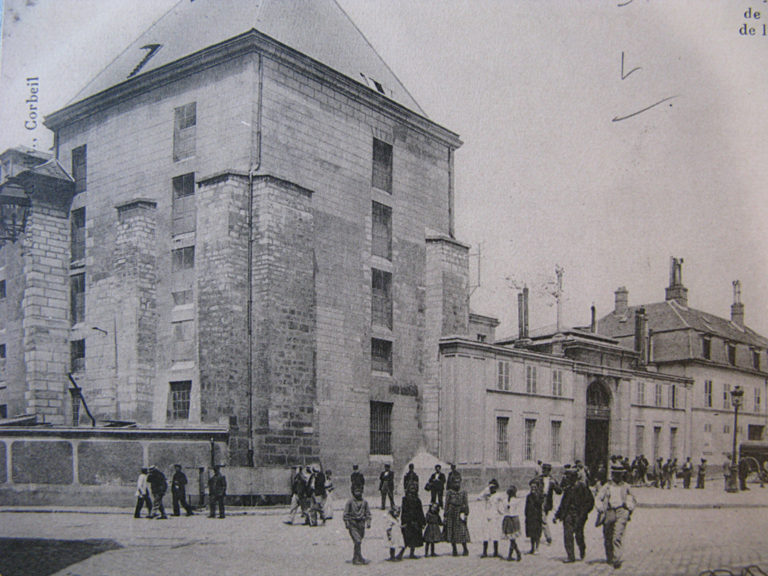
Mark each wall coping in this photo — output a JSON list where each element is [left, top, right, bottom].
[[0, 426, 229, 441]]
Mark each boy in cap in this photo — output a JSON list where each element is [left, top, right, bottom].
[[344, 485, 372, 565], [596, 464, 636, 569]]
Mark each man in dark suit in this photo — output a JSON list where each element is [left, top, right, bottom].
[[351, 464, 365, 493], [378, 463, 395, 509], [171, 464, 194, 516], [403, 463, 419, 493], [426, 464, 446, 508], [208, 465, 227, 519]]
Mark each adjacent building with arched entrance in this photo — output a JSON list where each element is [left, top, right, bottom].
[[438, 327, 691, 485]]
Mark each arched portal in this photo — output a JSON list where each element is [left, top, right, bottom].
[[585, 380, 611, 482]]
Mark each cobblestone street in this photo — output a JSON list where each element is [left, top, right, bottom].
[[2, 485, 768, 576]]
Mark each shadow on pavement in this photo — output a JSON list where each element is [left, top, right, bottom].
[[0, 537, 122, 576]]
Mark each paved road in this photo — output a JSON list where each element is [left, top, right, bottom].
[[1, 495, 767, 576]]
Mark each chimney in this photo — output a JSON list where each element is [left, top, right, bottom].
[[614, 286, 629, 316], [517, 287, 530, 339], [590, 303, 597, 333], [634, 306, 648, 365], [731, 280, 745, 327], [665, 256, 688, 307]]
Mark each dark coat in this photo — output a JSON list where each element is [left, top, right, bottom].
[[401, 494, 426, 547], [525, 491, 543, 541], [427, 471, 446, 492], [379, 470, 394, 492], [351, 471, 365, 491], [147, 468, 167, 496], [171, 470, 187, 493], [209, 473, 227, 497], [403, 470, 419, 491], [554, 479, 593, 522]]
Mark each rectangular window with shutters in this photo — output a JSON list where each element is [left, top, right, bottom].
[[173, 102, 196, 161], [497, 360, 510, 391], [72, 145, 87, 194], [371, 269, 392, 329], [172, 173, 196, 235], [371, 338, 392, 374], [372, 138, 393, 193], [71, 208, 86, 262], [496, 417, 509, 461], [552, 370, 563, 396], [372, 202, 392, 260], [723, 384, 730, 410], [70, 273, 85, 325], [169, 381, 191, 421], [526, 365, 537, 394], [524, 419, 536, 461], [370, 401, 392, 455], [655, 383, 663, 407], [550, 420, 562, 462], [756, 388, 761, 413], [705, 380, 713, 407], [669, 385, 677, 409], [172, 246, 195, 272], [71, 339, 85, 372], [637, 381, 645, 405]]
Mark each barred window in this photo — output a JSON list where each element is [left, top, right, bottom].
[[371, 338, 392, 374], [496, 417, 509, 461], [372, 202, 392, 260], [524, 418, 536, 461], [70, 273, 85, 325], [173, 102, 196, 161], [497, 360, 510, 391], [71, 208, 86, 262], [372, 138, 393, 193], [169, 381, 191, 421], [70, 339, 85, 372], [635, 425, 645, 455], [370, 401, 392, 455], [550, 420, 562, 462], [172, 173, 196, 235], [371, 269, 392, 329], [72, 145, 87, 194]]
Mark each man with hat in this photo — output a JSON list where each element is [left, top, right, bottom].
[[535, 463, 561, 545], [171, 464, 194, 516], [426, 464, 446, 508], [696, 458, 707, 489], [146, 464, 168, 519], [596, 464, 636, 569], [208, 465, 227, 519], [554, 466, 594, 562], [378, 463, 395, 510]]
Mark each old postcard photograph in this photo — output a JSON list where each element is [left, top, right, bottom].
[[1, 1, 767, 575]]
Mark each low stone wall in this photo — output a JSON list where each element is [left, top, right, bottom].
[[0, 426, 229, 506]]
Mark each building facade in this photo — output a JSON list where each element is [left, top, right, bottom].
[[598, 258, 768, 462], [439, 327, 691, 483], [0, 0, 466, 479]]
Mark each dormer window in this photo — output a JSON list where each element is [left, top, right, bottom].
[[702, 336, 711, 360], [727, 342, 737, 366], [753, 349, 761, 371]]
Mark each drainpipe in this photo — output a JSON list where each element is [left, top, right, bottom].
[[246, 52, 263, 467]]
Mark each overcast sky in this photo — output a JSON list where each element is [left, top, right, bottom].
[[2, 0, 768, 338]]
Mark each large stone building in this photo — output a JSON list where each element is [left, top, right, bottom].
[[0, 0, 466, 480], [598, 258, 768, 462]]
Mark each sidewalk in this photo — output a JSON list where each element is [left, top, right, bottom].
[[2, 477, 766, 516]]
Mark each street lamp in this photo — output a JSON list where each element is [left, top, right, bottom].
[[726, 385, 744, 493], [0, 182, 31, 243]]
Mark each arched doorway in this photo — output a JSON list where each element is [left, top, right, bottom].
[[585, 380, 611, 482]]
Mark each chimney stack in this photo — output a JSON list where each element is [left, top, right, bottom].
[[517, 286, 529, 339], [614, 286, 629, 316], [731, 280, 745, 327], [590, 303, 597, 333], [665, 256, 688, 307], [634, 306, 648, 365]]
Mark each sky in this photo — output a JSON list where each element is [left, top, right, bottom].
[[2, 0, 768, 338]]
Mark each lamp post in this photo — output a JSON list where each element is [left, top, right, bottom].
[[726, 385, 744, 493], [0, 182, 31, 243]]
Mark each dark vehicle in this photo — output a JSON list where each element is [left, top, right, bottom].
[[738, 441, 768, 485]]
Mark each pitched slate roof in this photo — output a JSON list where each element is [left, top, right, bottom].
[[598, 299, 768, 349], [70, 0, 424, 115]]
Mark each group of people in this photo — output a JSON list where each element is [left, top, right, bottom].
[[341, 460, 636, 570], [606, 454, 708, 489], [134, 464, 227, 520], [285, 465, 334, 526]]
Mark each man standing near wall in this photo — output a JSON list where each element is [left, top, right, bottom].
[[171, 464, 194, 516], [208, 465, 227, 519], [147, 465, 168, 519], [426, 464, 446, 508]]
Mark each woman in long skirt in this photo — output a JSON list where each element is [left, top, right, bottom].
[[443, 476, 470, 556], [400, 483, 426, 558], [525, 478, 544, 554]]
